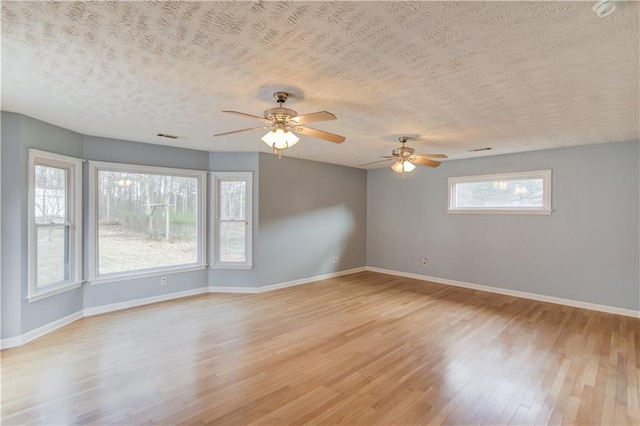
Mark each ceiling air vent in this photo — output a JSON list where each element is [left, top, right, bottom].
[[468, 147, 492, 152], [156, 133, 179, 139]]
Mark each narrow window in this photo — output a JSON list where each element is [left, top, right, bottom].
[[211, 172, 253, 268], [28, 150, 83, 301], [88, 161, 206, 282], [448, 170, 552, 214]]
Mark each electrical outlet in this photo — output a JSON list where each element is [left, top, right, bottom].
[[160, 276, 167, 285], [421, 258, 427, 265], [332, 256, 339, 264]]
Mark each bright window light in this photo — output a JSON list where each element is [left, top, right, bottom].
[[448, 170, 552, 214]]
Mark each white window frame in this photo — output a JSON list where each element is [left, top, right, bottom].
[[211, 172, 253, 269], [88, 161, 207, 284], [28, 149, 83, 302], [448, 169, 553, 215]]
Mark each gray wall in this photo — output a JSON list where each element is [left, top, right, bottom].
[[367, 141, 640, 311], [208, 152, 368, 288], [83, 136, 210, 170], [1, 112, 85, 337], [258, 153, 367, 286], [2, 112, 24, 338]]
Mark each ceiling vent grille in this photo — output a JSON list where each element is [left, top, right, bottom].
[[156, 133, 179, 139]]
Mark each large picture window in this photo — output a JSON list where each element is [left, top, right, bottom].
[[211, 172, 253, 269], [28, 149, 83, 301], [448, 170, 552, 214], [89, 161, 206, 282]]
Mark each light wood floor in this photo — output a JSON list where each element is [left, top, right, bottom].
[[2, 271, 639, 425]]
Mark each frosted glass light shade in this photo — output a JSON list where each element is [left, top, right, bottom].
[[261, 128, 300, 150], [403, 161, 416, 172], [391, 160, 416, 173]]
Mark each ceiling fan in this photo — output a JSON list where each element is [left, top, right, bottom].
[[360, 136, 447, 178], [214, 92, 346, 158]]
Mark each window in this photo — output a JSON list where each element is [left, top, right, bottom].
[[448, 170, 552, 214], [28, 149, 83, 301], [88, 161, 206, 282], [211, 172, 253, 268]]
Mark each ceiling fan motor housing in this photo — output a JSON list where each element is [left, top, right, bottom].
[[263, 107, 298, 122], [393, 146, 415, 158]]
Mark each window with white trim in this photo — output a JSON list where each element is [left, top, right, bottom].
[[88, 161, 206, 282], [28, 149, 83, 301], [211, 172, 253, 268], [448, 170, 552, 214]]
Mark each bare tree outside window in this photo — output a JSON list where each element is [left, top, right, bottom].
[[34, 165, 69, 286], [96, 170, 200, 275], [449, 170, 552, 214], [219, 181, 247, 262], [212, 172, 253, 268], [455, 179, 544, 208]]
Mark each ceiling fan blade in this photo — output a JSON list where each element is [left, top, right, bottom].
[[222, 111, 269, 122], [291, 126, 345, 143], [358, 158, 395, 167], [414, 153, 448, 159], [290, 111, 336, 125], [214, 126, 269, 137], [411, 156, 442, 168]]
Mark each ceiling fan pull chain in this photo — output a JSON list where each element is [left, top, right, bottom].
[[274, 147, 282, 160]]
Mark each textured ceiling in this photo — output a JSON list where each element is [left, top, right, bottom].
[[2, 1, 639, 168]]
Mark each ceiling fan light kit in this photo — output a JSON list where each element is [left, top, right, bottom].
[[391, 160, 416, 173], [261, 126, 299, 150]]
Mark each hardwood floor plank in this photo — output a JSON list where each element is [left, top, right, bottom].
[[2, 271, 639, 425]]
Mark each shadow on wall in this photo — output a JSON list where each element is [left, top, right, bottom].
[[258, 204, 356, 284]]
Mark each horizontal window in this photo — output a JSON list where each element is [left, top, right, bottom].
[[88, 161, 206, 282], [448, 170, 552, 214]]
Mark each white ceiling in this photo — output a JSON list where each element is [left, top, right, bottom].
[[2, 1, 639, 168]]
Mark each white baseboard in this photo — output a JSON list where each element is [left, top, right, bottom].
[[1, 310, 83, 350], [208, 267, 367, 294], [208, 286, 261, 293], [83, 287, 209, 317], [259, 267, 367, 292], [366, 266, 640, 319], [1, 335, 22, 350]]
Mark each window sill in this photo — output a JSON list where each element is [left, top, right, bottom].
[[447, 208, 553, 215], [28, 282, 83, 303], [89, 264, 207, 285], [210, 264, 254, 270]]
